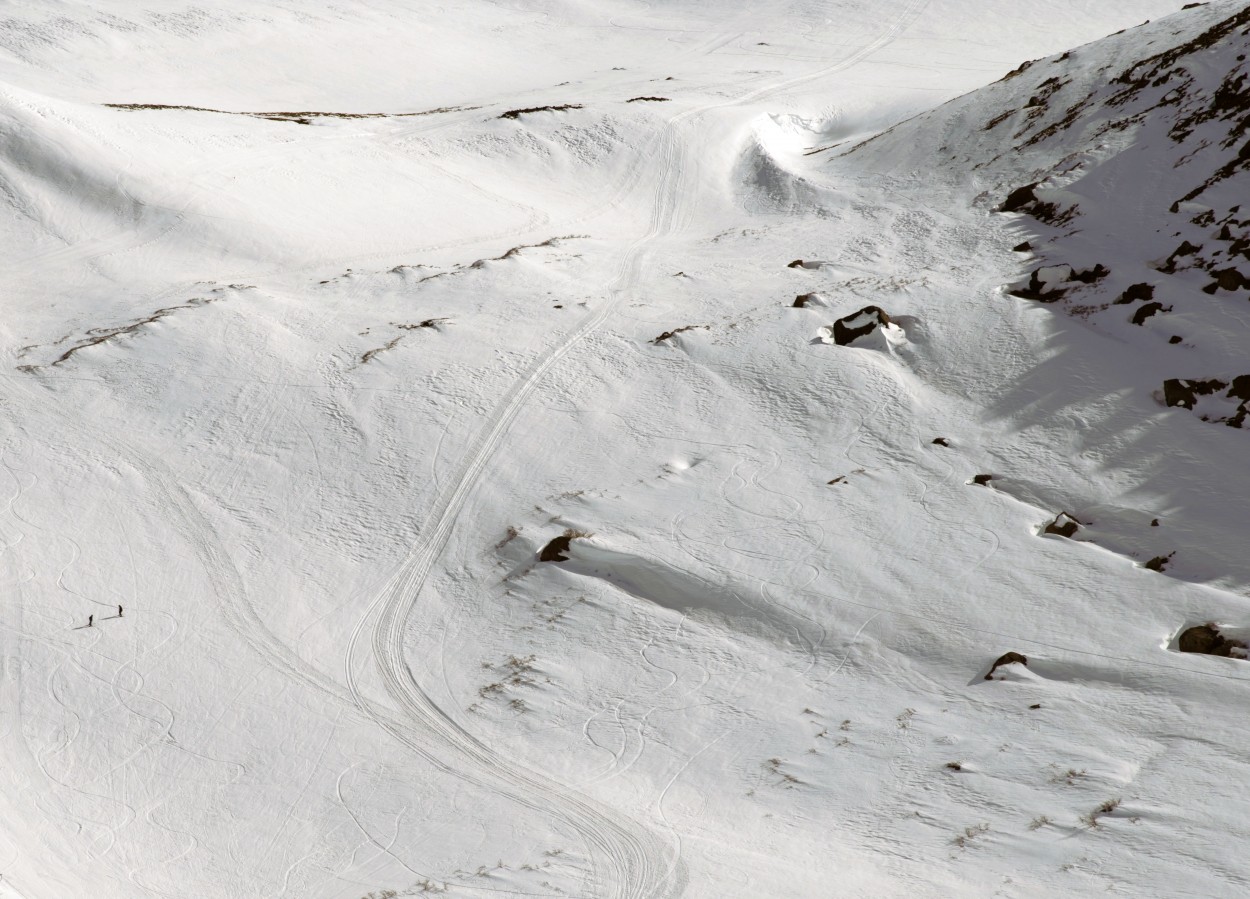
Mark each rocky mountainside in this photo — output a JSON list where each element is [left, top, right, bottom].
[[853, 2, 1250, 428]]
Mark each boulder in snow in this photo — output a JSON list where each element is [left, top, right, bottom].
[[539, 528, 592, 562], [985, 651, 1028, 679], [1130, 301, 1170, 325], [1043, 512, 1080, 538], [1177, 624, 1247, 658], [822, 305, 894, 346], [1202, 267, 1250, 294], [1114, 282, 1155, 304]]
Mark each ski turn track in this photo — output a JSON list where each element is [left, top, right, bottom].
[[346, 4, 931, 896]]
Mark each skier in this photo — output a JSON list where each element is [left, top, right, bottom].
[[118, 605, 123, 618], [88, 615, 93, 628]]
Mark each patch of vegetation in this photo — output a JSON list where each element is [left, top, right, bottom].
[[952, 822, 990, 849], [1081, 798, 1122, 828]]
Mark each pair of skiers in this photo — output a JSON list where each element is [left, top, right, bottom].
[[86, 605, 123, 628]]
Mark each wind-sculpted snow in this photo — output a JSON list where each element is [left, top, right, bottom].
[[4, 1, 1247, 897]]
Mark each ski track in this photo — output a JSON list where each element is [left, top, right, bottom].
[[30, 2, 1233, 895], [335, 5, 938, 896]]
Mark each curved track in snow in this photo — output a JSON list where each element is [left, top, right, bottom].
[[343, 4, 931, 896]]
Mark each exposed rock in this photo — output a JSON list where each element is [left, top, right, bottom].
[[985, 651, 1028, 679], [1009, 264, 1072, 301], [1178, 624, 1222, 654], [1000, 183, 1040, 212], [1013, 241, 1032, 252], [932, 437, 951, 447], [972, 474, 994, 486], [1176, 623, 1248, 658], [1131, 301, 1171, 324], [1069, 263, 1110, 284], [1163, 377, 1226, 409], [830, 306, 892, 346], [1230, 374, 1250, 427], [1159, 240, 1202, 273], [539, 533, 573, 562], [1169, 335, 1184, 344], [787, 259, 806, 268], [1144, 552, 1175, 572], [1114, 282, 1155, 304], [1163, 375, 1250, 427], [793, 293, 818, 308], [652, 324, 705, 344], [1044, 512, 1080, 538], [998, 183, 1073, 224], [1202, 267, 1250, 293], [499, 103, 583, 120]]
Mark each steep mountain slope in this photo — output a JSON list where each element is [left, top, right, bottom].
[[855, 2, 1250, 413], [842, 0, 1250, 591]]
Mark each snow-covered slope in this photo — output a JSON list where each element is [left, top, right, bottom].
[[853, 2, 1250, 409], [844, 0, 1250, 591], [3, 1, 1246, 898]]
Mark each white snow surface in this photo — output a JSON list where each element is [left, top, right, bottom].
[[2, 1, 1247, 897]]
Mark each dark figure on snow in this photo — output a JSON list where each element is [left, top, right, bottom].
[[118, 605, 123, 618], [88, 615, 93, 628]]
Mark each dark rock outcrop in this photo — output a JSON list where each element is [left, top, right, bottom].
[[998, 183, 1072, 224], [972, 474, 994, 486], [1131, 301, 1170, 324], [1178, 624, 1222, 654], [499, 104, 583, 120], [793, 293, 817, 308], [1163, 375, 1250, 427], [1144, 552, 1175, 572], [831, 306, 892, 346], [985, 651, 1028, 679], [1114, 282, 1155, 304], [1009, 263, 1103, 301], [652, 324, 705, 344], [1069, 263, 1110, 284], [1009, 267, 1068, 301], [1202, 267, 1250, 293], [539, 533, 573, 562], [1044, 512, 1080, 538], [932, 437, 950, 447], [1159, 240, 1202, 273], [1000, 183, 1040, 212], [1177, 623, 1246, 657], [1163, 377, 1226, 409]]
